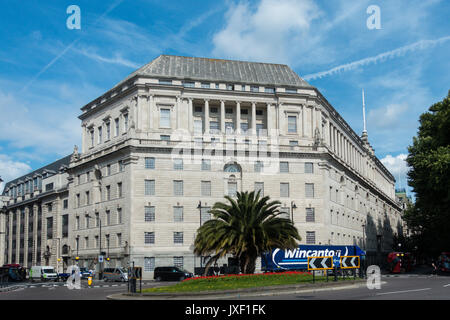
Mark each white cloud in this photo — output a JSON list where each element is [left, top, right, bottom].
[[368, 103, 409, 129], [381, 154, 409, 188], [303, 36, 450, 80], [212, 0, 324, 64], [0, 154, 32, 193]]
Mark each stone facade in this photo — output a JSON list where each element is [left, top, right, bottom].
[[1, 55, 403, 278]]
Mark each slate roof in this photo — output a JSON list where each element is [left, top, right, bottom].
[[114, 55, 312, 88], [1, 155, 71, 195]]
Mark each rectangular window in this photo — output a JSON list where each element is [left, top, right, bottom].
[[76, 194, 80, 208], [117, 208, 122, 224], [306, 231, 316, 244], [228, 182, 237, 197], [115, 118, 120, 136], [250, 86, 259, 92], [201, 82, 210, 89], [225, 122, 234, 134], [106, 164, 111, 176], [173, 158, 183, 170], [289, 140, 298, 147], [194, 120, 203, 135], [173, 207, 183, 222], [288, 116, 297, 133], [118, 160, 124, 172], [254, 182, 264, 196], [106, 185, 111, 200], [305, 162, 314, 174], [117, 233, 122, 246], [98, 126, 103, 143], [183, 81, 195, 88], [145, 206, 155, 222], [265, 87, 275, 93], [85, 191, 90, 205], [46, 217, 53, 239], [106, 210, 111, 225], [280, 161, 289, 173], [173, 180, 183, 196], [160, 108, 171, 128], [173, 232, 183, 244], [159, 79, 172, 85], [240, 108, 248, 115], [305, 208, 315, 222], [144, 257, 155, 272], [117, 182, 122, 198], [256, 123, 264, 136], [85, 237, 89, 249], [174, 256, 184, 268], [280, 183, 289, 198], [200, 207, 211, 225], [85, 215, 90, 229], [201, 181, 211, 197], [240, 122, 249, 133], [144, 232, 155, 244], [62, 215, 69, 238], [226, 108, 233, 114], [145, 180, 155, 196], [90, 129, 95, 147], [76, 216, 80, 230], [45, 183, 54, 191], [145, 157, 155, 169], [209, 121, 219, 134], [63, 199, 68, 209], [124, 113, 129, 132], [201, 159, 211, 171], [286, 88, 297, 94], [305, 183, 315, 198], [210, 107, 218, 114], [254, 161, 264, 173], [160, 135, 170, 141], [106, 122, 111, 140]]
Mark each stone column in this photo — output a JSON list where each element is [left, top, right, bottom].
[[251, 102, 256, 135], [220, 100, 225, 134], [81, 124, 86, 153], [312, 106, 316, 137], [176, 95, 182, 130], [204, 99, 209, 135], [188, 98, 193, 134], [148, 94, 154, 130], [301, 105, 306, 137], [235, 101, 241, 134], [266, 103, 272, 135]]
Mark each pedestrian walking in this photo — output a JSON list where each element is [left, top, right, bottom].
[[430, 259, 438, 277]]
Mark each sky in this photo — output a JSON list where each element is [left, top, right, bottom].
[[0, 0, 449, 197]]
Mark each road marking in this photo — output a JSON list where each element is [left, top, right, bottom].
[[443, 284, 450, 287], [376, 288, 431, 296]]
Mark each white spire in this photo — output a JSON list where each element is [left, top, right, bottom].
[[362, 89, 367, 134]]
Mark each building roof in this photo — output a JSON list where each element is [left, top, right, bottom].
[[1, 155, 72, 194], [114, 54, 312, 89]]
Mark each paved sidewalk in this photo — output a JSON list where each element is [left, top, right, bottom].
[[107, 279, 367, 300]]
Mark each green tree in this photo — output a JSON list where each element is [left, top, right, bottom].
[[405, 90, 450, 256], [194, 190, 301, 275]]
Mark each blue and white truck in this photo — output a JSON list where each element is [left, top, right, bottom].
[[261, 245, 366, 272]]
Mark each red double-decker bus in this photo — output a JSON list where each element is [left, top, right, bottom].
[[438, 252, 450, 272], [387, 252, 413, 273]]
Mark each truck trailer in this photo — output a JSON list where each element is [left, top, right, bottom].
[[261, 245, 366, 272]]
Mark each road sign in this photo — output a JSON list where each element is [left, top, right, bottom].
[[307, 256, 333, 270], [98, 255, 104, 263], [340, 256, 360, 269], [130, 267, 142, 280]]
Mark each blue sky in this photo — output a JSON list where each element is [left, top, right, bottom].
[[0, 0, 449, 197]]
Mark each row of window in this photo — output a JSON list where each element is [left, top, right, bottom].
[[75, 208, 122, 230], [162, 79, 297, 95], [75, 183, 122, 207], [144, 179, 315, 198], [144, 256, 183, 272], [89, 114, 128, 148], [144, 157, 314, 174], [76, 233, 122, 250]]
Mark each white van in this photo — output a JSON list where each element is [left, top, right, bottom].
[[30, 266, 58, 282]]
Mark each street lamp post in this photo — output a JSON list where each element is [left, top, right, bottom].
[[56, 237, 61, 273], [197, 201, 202, 227], [290, 201, 297, 222], [86, 214, 102, 279], [362, 224, 366, 250]]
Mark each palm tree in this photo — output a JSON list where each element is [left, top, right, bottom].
[[194, 190, 301, 275]]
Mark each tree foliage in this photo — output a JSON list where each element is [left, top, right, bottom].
[[194, 190, 301, 274], [405, 90, 450, 256]]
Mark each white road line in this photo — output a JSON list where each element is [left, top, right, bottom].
[[376, 288, 431, 296], [443, 284, 450, 287]]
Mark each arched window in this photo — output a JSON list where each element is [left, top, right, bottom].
[[224, 162, 241, 173]]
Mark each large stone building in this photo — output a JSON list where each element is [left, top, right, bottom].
[[1, 55, 404, 278], [1, 156, 71, 271]]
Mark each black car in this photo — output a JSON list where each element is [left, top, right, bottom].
[[154, 266, 193, 281]]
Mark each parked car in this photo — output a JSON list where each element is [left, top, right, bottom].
[[103, 267, 128, 282], [30, 266, 58, 282], [154, 266, 193, 281], [79, 267, 92, 279], [58, 272, 71, 282]]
